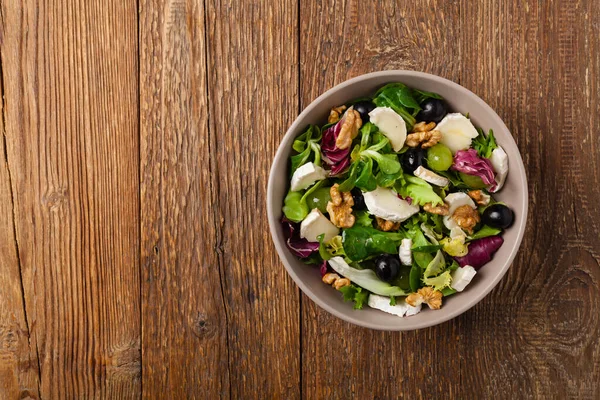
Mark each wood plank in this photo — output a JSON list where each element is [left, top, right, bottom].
[[0, 68, 41, 399], [139, 0, 230, 397], [205, 0, 301, 397], [458, 0, 600, 397], [0, 0, 141, 398], [299, 1, 465, 398]]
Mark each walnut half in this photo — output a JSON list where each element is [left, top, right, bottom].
[[452, 205, 480, 233], [406, 121, 442, 148], [335, 107, 362, 150], [406, 287, 443, 310], [326, 184, 355, 228]]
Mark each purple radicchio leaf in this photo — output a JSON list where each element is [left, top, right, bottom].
[[319, 260, 330, 277], [321, 117, 351, 176], [451, 148, 496, 186], [281, 217, 319, 258], [455, 236, 504, 270]]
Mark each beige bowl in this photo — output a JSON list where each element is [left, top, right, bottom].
[[267, 71, 528, 330]]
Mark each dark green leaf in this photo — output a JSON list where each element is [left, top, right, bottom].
[[337, 162, 360, 192], [389, 296, 397, 306], [412, 88, 444, 104], [338, 284, 370, 310], [472, 128, 498, 159], [412, 244, 443, 253], [354, 210, 373, 227], [354, 159, 377, 192], [342, 226, 404, 261], [409, 263, 422, 292], [290, 147, 311, 176]]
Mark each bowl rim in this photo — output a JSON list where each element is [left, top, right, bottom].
[[267, 70, 528, 330]]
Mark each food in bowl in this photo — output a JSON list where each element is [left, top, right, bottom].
[[280, 82, 515, 317]]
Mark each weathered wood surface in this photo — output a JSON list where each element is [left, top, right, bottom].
[[1, 0, 599, 398]]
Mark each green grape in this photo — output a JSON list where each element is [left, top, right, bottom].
[[459, 172, 487, 189], [426, 143, 453, 171], [306, 187, 331, 213]]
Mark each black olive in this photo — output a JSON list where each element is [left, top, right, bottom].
[[353, 101, 376, 123], [416, 99, 448, 123], [401, 148, 428, 173], [482, 204, 514, 229], [374, 254, 401, 282], [351, 188, 366, 210]]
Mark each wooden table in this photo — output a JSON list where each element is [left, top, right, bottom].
[[1, 0, 599, 398]]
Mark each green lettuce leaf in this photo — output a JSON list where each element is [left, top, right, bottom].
[[338, 284, 370, 310], [342, 226, 403, 261], [423, 270, 453, 291], [395, 175, 444, 206]]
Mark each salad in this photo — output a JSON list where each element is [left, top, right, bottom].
[[281, 82, 514, 317]]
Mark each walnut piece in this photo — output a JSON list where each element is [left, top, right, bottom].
[[423, 202, 449, 216], [376, 216, 401, 231], [413, 121, 437, 132], [326, 184, 355, 228], [452, 205, 480, 233], [322, 272, 351, 290], [322, 272, 341, 285], [467, 190, 491, 206], [335, 108, 362, 150], [328, 105, 347, 124], [333, 278, 351, 290], [406, 287, 443, 310], [406, 121, 442, 148]]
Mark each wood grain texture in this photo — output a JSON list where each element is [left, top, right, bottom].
[[0, 0, 141, 398], [0, 69, 41, 399], [205, 0, 301, 397], [458, 0, 600, 398], [139, 0, 230, 397]]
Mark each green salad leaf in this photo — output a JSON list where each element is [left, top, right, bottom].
[[290, 125, 323, 176], [282, 190, 309, 223], [412, 88, 444, 104], [354, 210, 373, 227], [282, 180, 327, 222], [338, 284, 370, 310], [424, 250, 445, 278], [472, 128, 498, 159], [423, 270, 453, 291], [396, 175, 444, 206], [470, 225, 502, 240], [342, 226, 404, 261], [409, 263, 423, 292], [373, 83, 420, 129]]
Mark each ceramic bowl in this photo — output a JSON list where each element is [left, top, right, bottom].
[[267, 70, 528, 330]]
